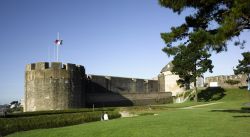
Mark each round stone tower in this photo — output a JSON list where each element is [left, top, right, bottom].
[[24, 62, 86, 112], [158, 62, 185, 95]]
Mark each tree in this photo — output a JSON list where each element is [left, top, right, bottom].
[[170, 42, 213, 102], [10, 101, 18, 106], [159, 0, 250, 53], [159, 0, 250, 99], [234, 52, 250, 90]]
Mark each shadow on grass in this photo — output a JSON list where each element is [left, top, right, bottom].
[[198, 87, 226, 102], [239, 86, 247, 89], [211, 109, 250, 113], [211, 107, 250, 118], [233, 115, 250, 118]]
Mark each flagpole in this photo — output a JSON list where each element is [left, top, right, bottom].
[[54, 44, 56, 62], [57, 32, 59, 62], [48, 46, 50, 62]]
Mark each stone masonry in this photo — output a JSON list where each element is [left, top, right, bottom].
[[24, 62, 86, 112], [205, 74, 248, 88], [24, 62, 173, 112]]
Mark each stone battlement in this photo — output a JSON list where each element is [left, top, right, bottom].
[[25, 62, 85, 72], [24, 62, 173, 112], [87, 74, 156, 83], [86, 74, 159, 94], [205, 74, 248, 87], [24, 62, 86, 112], [205, 74, 247, 82]]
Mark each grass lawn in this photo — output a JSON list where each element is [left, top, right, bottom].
[[6, 88, 250, 137]]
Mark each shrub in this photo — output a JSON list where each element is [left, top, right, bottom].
[[198, 87, 226, 101], [1, 108, 115, 118], [204, 83, 208, 87], [0, 110, 121, 136], [139, 113, 155, 116], [224, 79, 240, 85], [241, 107, 250, 111]]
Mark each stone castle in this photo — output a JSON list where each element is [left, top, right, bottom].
[[25, 62, 185, 112], [25, 61, 247, 112]]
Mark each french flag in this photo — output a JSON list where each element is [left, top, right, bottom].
[[55, 39, 63, 46]]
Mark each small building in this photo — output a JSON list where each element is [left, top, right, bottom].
[[158, 62, 185, 96], [158, 62, 204, 103]]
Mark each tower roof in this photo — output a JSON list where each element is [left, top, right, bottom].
[[160, 62, 173, 73]]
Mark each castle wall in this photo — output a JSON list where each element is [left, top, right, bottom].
[[24, 62, 86, 112], [205, 74, 248, 88], [86, 75, 172, 107], [158, 73, 165, 92], [86, 92, 172, 107], [87, 75, 158, 93], [25, 62, 173, 111]]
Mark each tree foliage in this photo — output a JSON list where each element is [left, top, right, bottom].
[[171, 43, 213, 101], [159, 0, 250, 100], [234, 52, 250, 76], [159, 0, 250, 53]]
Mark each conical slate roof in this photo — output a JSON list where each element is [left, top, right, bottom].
[[160, 62, 173, 73]]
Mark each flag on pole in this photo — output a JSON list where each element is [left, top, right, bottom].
[[54, 39, 63, 46]]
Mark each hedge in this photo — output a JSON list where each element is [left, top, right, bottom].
[[0, 111, 121, 136], [241, 107, 250, 111], [1, 108, 115, 118]]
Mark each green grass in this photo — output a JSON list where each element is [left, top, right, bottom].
[[6, 88, 250, 137]]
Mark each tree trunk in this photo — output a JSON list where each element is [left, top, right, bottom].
[[248, 74, 250, 91], [194, 80, 198, 102]]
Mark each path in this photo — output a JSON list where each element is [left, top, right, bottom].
[[244, 102, 250, 107], [180, 102, 224, 109], [119, 111, 138, 118]]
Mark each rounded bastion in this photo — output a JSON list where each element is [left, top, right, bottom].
[[24, 62, 86, 112]]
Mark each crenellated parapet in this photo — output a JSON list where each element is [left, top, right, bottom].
[[86, 75, 158, 94], [25, 62, 85, 72]]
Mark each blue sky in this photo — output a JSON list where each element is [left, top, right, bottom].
[[0, 0, 249, 104]]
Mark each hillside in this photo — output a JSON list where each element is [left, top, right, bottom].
[[198, 87, 250, 102], [5, 88, 250, 137]]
